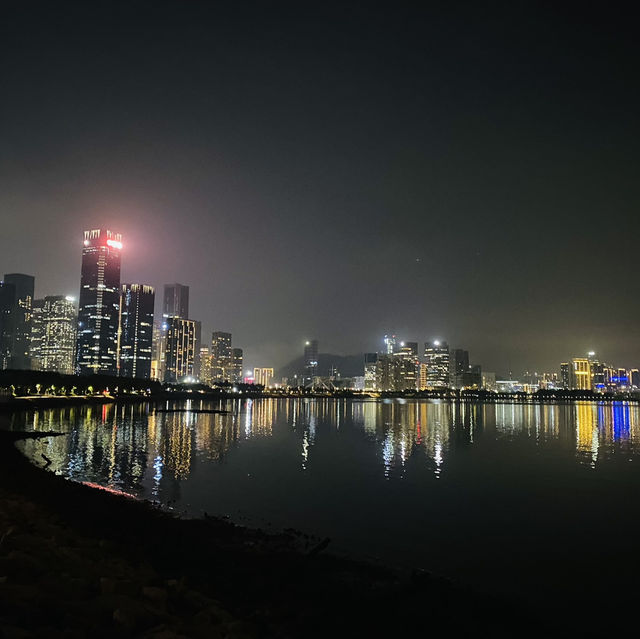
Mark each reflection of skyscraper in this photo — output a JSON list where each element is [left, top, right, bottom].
[[163, 283, 189, 319], [118, 284, 155, 379], [164, 318, 198, 382], [77, 229, 122, 375], [211, 331, 232, 381], [424, 341, 450, 388], [3, 273, 34, 370], [40, 295, 77, 374]]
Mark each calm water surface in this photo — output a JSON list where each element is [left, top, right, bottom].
[[7, 398, 640, 611]]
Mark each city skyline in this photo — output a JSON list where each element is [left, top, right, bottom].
[[2, 3, 639, 374]]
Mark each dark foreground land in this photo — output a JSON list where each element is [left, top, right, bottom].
[[0, 427, 577, 639]]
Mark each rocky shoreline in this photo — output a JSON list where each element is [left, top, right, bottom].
[[0, 422, 559, 638]]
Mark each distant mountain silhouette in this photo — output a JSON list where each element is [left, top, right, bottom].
[[277, 353, 365, 380]]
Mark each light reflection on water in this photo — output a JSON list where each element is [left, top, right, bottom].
[[8, 398, 640, 609], [9, 399, 640, 491]]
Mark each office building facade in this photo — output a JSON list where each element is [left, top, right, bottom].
[[163, 283, 189, 320], [118, 284, 155, 379], [76, 229, 122, 375], [40, 296, 77, 374], [164, 317, 198, 382], [424, 340, 450, 388]]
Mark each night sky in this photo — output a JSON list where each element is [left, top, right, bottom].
[[2, 1, 638, 374]]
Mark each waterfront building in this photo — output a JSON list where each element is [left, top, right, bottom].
[[450, 348, 470, 389], [0, 281, 15, 370], [396, 345, 418, 390], [424, 340, 450, 388], [211, 331, 233, 381], [571, 358, 591, 390], [419, 363, 428, 390], [560, 363, 570, 389], [164, 317, 198, 382], [364, 352, 378, 391], [199, 346, 213, 385], [118, 284, 154, 379], [150, 320, 168, 381], [40, 295, 77, 374], [631, 369, 640, 389], [163, 283, 189, 319], [254, 367, 274, 388], [375, 351, 417, 392], [76, 229, 122, 375], [304, 339, 319, 383], [29, 298, 45, 370], [231, 348, 243, 384], [482, 372, 497, 391], [2, 273, 34, 370]]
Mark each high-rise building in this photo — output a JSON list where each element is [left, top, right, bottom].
[[164, 317, 198, 382], [211, 331, 232, 381], [76, 229, 122, 375], [163, 283, 189, 320], [419, 363, 428, 390], [0, 281, 16, 370], [254, 367, 274, 388], [424, 340, 450, 388], [395, 346, 418, 390], [3, 273, 34, 370], [40, 296, 77, 374], [449, 348, 470, 389], [29, 298, 45, 370], [231, 348, 243, 384], [364, 352, 378, 391], [571, 358, 591, 390], [118, 284, 154, 379], [482, 372, 497, 391], [304, 339, 318, 382], [150, 320, 168, 381], [383, 334, 397, 355], [630, 369, 640, 389], [199, 346, 213, 385], [560, 363, 570, 389]]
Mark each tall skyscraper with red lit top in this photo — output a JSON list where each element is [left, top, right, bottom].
[[76, 229, 122, 375]]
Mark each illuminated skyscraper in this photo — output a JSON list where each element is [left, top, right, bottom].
[[150, 320, 168, 381], [383, 334, 397, 355], [364, 352, 378, 391], [163, 283, 189, 319], [254, 367, 274, 387], [40, 296, 77, 374], [560, 362, 570, 389], [571, 358, 591, 390], [231, 348, 243, 384], [2, 273, 34, 370], [118, 284, 155, 379], [29, 298, 45, 370], [164, 317, 198, 382], [424, 340, 450, 388], [76, 229, 122, 375], [304, 339, 318, 382], [211, 331, 232, 381]]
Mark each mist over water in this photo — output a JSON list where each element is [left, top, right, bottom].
[[8, 398, 640, 615]]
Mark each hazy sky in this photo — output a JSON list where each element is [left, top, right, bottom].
[[1, 1, 638, 374]]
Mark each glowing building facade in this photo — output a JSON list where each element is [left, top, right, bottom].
[[571, 358, 591, 390], [424, 340, 450, 388], [76, 229, 122, 375], [118, 284, 155, 379], [40, 295, 77, 374], [164, 317, 198, 382], [211, 331, 232, 381], [254, 367, 274, 388], [231, 348, 243, 384]]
